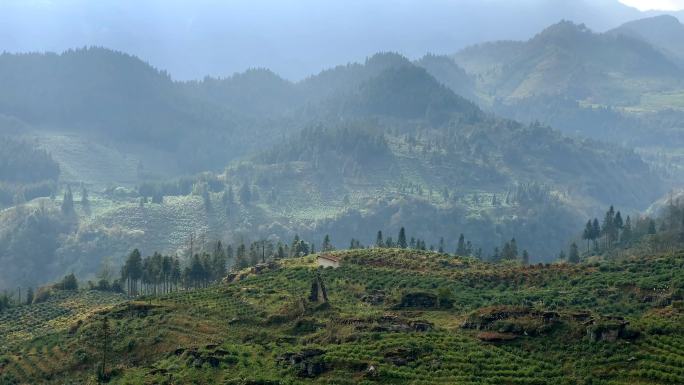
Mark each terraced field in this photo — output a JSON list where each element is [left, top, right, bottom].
[[0, 249, 682, 384]]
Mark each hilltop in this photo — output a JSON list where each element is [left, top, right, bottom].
[[0, 248, 682, 384], [608, 15, 684, 65], [454, 20, 683, 105]]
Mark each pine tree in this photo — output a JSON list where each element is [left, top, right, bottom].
[[81, 186, 90, 207], [25, 287, 34, 305], [491, 247, 501, 263], [621, 216, 632, 244], [438, 237, 445, 253], [97, 316, 110, 382], [568, 242, 580, 264], [456, 234, 467, 256], [398, 227, 407, 249], [126, 249, 143, 295], [521, 250, 530, 266], [61, 185, 74, 215], [602, 206, 617, 248], [591, 218, 601, 251], [171, 258, 181, 291], [385, 236, 395, 248], [322, 234, 333, 252], [502, 241, 512, 261], [582, 220, 593, 252], [509, 238, 518, 260], [236, 243, 248, 268], [212, 241, 227, 281], [375, 231, 384, 248]]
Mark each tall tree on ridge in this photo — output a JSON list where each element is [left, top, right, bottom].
[[398, 227, 407, 249], [375, 230, 384, 248]]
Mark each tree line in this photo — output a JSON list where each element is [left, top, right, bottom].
[[1, 225, 535, 309], [576, 199, 684, 260]]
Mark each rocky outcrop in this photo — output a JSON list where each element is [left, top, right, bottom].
[[174, 346, 239, 368], [586, 316, 638, 342], [277, 349, 327, 378], [384, 348, 418, 366], [462, 306, 560, 337], [394, 292, 438, 309], [335, 314, 433, 333], [361, 290, 386, 305]]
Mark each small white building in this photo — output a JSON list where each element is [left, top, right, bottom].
[[317, 254, 341, 268]]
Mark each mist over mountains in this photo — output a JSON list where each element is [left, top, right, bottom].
[[2, 0, 683, 81], [0, 11, 683, 290], [3, 4, 684, 385]]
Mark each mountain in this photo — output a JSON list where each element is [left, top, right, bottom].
[[0, 48, 274, 175], [446, 19, 684, 186], [0, 49, 667, 290], [608, 15, 684, 64], [454, 20, 683, 105]]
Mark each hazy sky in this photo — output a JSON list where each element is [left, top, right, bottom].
[[620, 0, 684, 11], [1, 0, 681, 80]]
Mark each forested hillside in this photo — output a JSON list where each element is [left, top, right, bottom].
[[0, 45, 672, 290], [0, 136, 59, 207], [446, 18, 684, 156]]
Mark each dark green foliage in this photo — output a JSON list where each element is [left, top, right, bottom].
[[258, 123, 392, 177], [397, 227, 407, 249], [343, 65, 481, 125], [0, 137, 59, 206], [60, 186, 74, 215], [54, 274, 78, 291], [568, 242, 580, 264], [0, 137, 59, 184]]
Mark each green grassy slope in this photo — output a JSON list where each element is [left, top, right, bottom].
[[1, 249, 682, 384]]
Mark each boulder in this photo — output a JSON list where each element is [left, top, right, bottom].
[[277, 349, 327, 378]]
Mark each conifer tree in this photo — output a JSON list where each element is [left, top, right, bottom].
[[622, 216, 632, 244], [25, 287, 34, 305], [582, 220, 593, 252], [322, 234, 333, 252], [456, 234, 467, 256], [61, 185, 74, 215], [398, 227, 407, 249], [97, 316, 110, 382], [236, 242, 247, 268], [375, 230, 384, 248], [591, 218, 601, 251], [521, 250, 530, 266], [385, 236, 394, 248], [81, 186, 90, 208], [568, 242, 580, 264]]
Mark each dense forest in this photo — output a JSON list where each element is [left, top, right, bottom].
[[0, 136, 59, 206]]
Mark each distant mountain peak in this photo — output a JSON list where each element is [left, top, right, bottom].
[[608, 14, 684, 63], [364, 52, 412, 68], [533, 20, 593, 43]]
